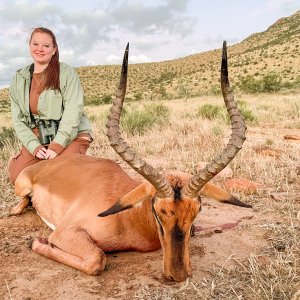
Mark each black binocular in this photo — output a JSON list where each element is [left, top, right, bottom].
[[37, 119, 58, 145]]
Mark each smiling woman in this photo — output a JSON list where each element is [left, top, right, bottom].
[[8, 27, 93, 185]]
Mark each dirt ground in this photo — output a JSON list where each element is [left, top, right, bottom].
[[0, 126, 299, 300], [0, 195, 270, 300]]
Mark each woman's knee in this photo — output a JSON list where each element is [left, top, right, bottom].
[[8, 148, 39, 185], [62, 138, 91, 156]]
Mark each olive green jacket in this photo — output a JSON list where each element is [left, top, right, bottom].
[[10, 62, 92, 155]]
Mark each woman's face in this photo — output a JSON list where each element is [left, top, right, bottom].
[[29, 32, 56, 66]]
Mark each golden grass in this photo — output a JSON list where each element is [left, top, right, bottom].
[[0, 91, 299, 299]]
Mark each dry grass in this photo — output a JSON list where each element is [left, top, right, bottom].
[[0, 92, 299, 299]]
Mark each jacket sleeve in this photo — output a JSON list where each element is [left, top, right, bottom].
[[10, 74, 41, 155], [53, 67, 84, 148]]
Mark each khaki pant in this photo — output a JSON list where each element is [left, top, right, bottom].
[[8, 137, 91, 185]]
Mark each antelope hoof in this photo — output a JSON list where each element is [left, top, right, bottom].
[[10, 197, 30, 215], [10, 205, 24, 215], [31, 237, 49, 252]]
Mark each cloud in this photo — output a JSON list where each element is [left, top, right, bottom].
[[250, 0, 299, 17], [106, 54, 121, 64], [105, 53, 150, 64], [0, 0, 61, 27], [110, 0, 195, 37], [129, 54, 151, 63], [0, 0, 196, 86]]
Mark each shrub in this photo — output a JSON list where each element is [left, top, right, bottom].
[[85, 94, 113, 106], [133, 91, 143, 102], [196, 101, 256, 124], [262, 73, 282, 92], [197, 104, 225, 120], [238, 73, 283, 93], [238, 75, 263, 93], [209, 85, 222, 96], [152, 71, 177, 84], [0, 127, 18, 149], [121, 103, 169, 135], [237, 100, 256, 122]]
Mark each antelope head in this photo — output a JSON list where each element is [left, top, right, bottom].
[[99, 42, 247, 281]]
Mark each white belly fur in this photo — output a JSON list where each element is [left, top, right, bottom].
[[37, 211, 56, 230]]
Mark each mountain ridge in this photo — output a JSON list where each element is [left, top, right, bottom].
[[0, 10, 299, 105]]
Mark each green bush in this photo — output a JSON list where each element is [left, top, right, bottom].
[[133, 91, 143, 102], [238, 75, 263, 93], [197, 101, 256, 124], [238, 73, 283, 93], [197, 104, 225, 120], [262, 73, 282, 92], [237, 100, 256, 122], [121, 103, 169, 135], [85, 94, 113, 106]]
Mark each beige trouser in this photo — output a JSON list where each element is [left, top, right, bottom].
[[8, 136, 91, 185]]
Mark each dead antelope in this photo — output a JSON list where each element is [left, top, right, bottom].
[[11, 41, 251, 282]]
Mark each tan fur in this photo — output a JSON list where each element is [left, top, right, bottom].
[[12, 154, 246, 281]]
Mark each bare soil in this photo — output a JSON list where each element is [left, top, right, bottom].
[[0, 195, 270, 300], [0, 126, 299, 300]]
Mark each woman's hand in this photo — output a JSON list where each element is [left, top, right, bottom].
[[35, 147, 48, 159], [35, 148, 57, 159], [45, 149, 57, 159]]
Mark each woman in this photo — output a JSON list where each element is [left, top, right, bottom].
[[8, 27, 92, 184]]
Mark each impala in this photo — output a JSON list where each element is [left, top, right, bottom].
[[11, 41, 251, 282]]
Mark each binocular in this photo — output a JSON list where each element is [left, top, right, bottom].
[[37, 119, 58, 145]]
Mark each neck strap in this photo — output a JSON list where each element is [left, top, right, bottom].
[[29, 64, 36, 124]]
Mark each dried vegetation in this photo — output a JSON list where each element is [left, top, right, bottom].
[[0, 10, 300, 300]]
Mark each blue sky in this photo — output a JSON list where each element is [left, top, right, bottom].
[[0, 0, 299, 88]]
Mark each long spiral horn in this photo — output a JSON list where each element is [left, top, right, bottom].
[[183, 41, 247, 198], [106, 43, 173, 198]]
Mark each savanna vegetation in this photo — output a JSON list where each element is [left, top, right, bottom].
[[1, 92, 299, 299], [0, 9, 299, 300]]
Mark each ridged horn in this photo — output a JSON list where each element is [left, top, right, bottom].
[[106, 43, 173, 198], [183, 41, 247, 198]]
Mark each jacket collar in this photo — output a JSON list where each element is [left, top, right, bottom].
[[17, 64, 32, 80]]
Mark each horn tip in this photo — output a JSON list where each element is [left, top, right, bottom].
[[221, 41, 228, 78], [222, 41, 227, 61]]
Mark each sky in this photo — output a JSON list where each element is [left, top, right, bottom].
[[0, 0, 299, 88]]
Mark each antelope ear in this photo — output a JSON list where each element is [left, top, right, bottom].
[[200, 182, 252, 208], [98, 182, 156, 217]]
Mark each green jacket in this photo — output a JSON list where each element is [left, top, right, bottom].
[[10, 62, 92, 155]]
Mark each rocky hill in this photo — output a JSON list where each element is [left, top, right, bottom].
[[0, 10, 299, 107]]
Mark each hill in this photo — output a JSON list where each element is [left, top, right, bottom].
[[0, 9, 299, 108]]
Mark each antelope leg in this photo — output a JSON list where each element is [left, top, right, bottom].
[[10, 196, 30, 215], [32, 225, 106, 275]]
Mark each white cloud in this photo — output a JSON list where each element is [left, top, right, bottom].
[[250, 0, 299, 17], [0, 0, 196, 86], [106, 53, 151, 64], [0, 0, 298, 87], [106, 54, 121, 64], [129, 54, 151, 63]]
